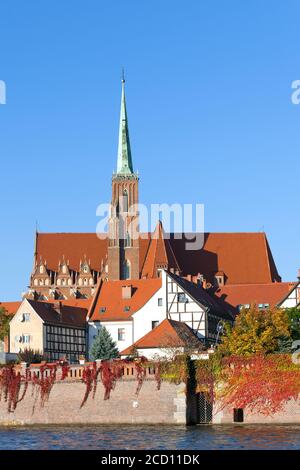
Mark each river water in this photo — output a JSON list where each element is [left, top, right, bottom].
[[0, 424, 299, 450]]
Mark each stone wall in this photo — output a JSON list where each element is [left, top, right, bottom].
[[213, 399, 300, 424], [0, 376, 189, 426]]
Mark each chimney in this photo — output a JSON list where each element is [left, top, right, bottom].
[[54, 301, 63, 321], [122, 285, 132, 299]]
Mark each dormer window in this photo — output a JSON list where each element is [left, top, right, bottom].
[[124, 306, 130, 312], [214, 272, 225, 287], [99, 307, 106, 313]]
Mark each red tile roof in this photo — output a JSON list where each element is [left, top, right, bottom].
[[0, 302, 22, 315], [35, 230, 281, 285], [89, 278, 162, 322], [141, 221, 180, 278], [168, 232, 281, 284], [215, 282, 295, 311], [121, 319, 204, 355]]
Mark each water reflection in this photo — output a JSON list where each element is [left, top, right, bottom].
[[0, 424, 299, 450]]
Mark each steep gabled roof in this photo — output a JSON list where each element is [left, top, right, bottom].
[[121, 319, 204, 355], [141, 221, 180, 278], [89, 278, 162, 322], [215, 282, 296, 312], [168, 232, 281, 284], [35, 230, 281, 285]]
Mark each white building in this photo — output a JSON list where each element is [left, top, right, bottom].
[[87, 270, 233, 357], [10, 299, 87, 362]]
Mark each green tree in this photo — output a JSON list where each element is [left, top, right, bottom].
[[285, 307, 300, 340], [0, 307, 13, 342], [90, 326, 119, 361], [219, 305, 291, 356]]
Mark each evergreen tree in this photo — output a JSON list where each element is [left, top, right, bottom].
[[90, 326, 119, 360]]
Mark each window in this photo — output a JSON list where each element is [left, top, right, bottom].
[[157, 298, 163, 306], [258, 303, 270, 310], [23, 335, 31, 344], [152, 321, 159, 329], [125, 232, 131, 248], [122, 190, 128, 213], [177, 292, 188, 303], [124, 306, 130, 312], [118, 328, 125, 341], [24, 313, 30, 322], [99, 307, 106, 313], [122, 260, 130, 280]]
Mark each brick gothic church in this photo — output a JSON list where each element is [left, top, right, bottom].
[[27, 79, 281, 301]]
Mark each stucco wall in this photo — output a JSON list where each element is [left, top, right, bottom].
[[10, 300, 44, 353], [0, 377, 188, 425], [88, 321, 133, 354]]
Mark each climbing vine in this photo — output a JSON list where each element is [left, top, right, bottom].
[[0, 366, 30, 413], [1, 354, 298, 417], [0, 362, 69, 412], [218, 353, 300, 416]]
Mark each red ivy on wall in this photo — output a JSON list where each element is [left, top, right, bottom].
[[219, 354, 300, 415]]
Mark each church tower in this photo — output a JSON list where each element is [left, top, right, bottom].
[[107, 77, 140, 280]]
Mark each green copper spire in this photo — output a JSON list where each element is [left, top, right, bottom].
[[117, 77, 134, 175]]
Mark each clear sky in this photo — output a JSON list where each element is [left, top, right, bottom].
[[0, 1, 300, 300]]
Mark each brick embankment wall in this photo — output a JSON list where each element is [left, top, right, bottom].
[[0, 378, 188, 426], [213, 399, 300, 424]]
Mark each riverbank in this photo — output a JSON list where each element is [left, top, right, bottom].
[[0, 424, 299, 450]]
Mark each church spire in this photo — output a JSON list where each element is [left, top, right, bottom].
[[116, 75, 134, 175]]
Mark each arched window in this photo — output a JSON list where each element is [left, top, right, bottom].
[[122, 260, 131, 280], [125, 231, 131, 247], [122, 189, 128, 213], [39, 265, 44, 274]]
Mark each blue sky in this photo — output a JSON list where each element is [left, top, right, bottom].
[[0, 1, 300, 300]]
